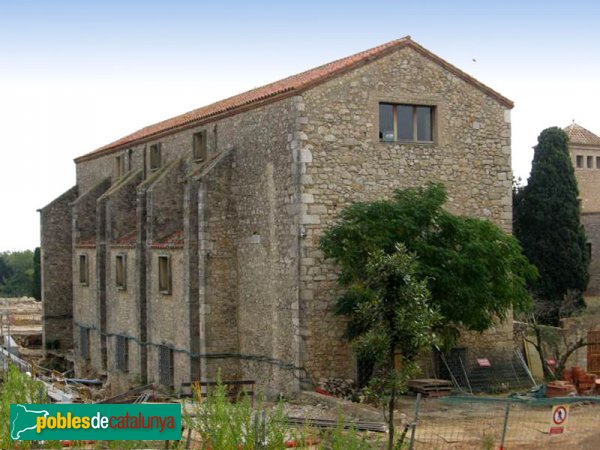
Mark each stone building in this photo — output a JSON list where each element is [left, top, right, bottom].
[[565, 123, 600, 298], [39, 37, 515, 394]]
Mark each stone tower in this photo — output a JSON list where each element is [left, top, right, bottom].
[[565, 123, 600, 297]]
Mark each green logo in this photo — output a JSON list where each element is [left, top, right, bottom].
[[10, 403, 181, 441]]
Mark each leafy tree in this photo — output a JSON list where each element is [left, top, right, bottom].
[[0, 255, 12, 285], [336, 245, 439, 449], [32, 247, 41, 300], [0, 250, 34, 298], [321, 183, 537, 345], [514, 127, 589, 325]]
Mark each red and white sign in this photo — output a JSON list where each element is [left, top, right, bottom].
[[549, 404, 569, 435]]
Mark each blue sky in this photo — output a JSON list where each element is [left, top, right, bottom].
[[1, 0, 599, 250]]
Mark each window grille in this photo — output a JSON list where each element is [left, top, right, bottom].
[[116, 335, 129, 372]]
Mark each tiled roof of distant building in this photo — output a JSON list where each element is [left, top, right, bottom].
[[75, 37, 514, 163], [111, 230, 137, 249], [150, 231, 184, 249], [75, 237, 96, 248], [565, 123, 600, 147]]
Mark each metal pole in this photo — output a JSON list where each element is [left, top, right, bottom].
[[408, 393, 422, 450], [459, 356, 473, 395], [499, 401, 511, 450]]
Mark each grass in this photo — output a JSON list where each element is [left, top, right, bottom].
[[1, 364, 382, 449]]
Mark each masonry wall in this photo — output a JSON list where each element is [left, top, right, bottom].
[[197, 153, 240, 382], [40, 186, 78, 352], [73, 247, 100, 374], [146, 249, 189, 389], [583, 213, 600, 297], [106, 247, 140, 390], [572, 144, 600, 213], [298, 45, 514, 382], [216, 98, 301, 394]]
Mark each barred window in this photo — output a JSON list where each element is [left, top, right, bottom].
[[116, 335, 129, 372], [158, 345, 174, 387], [80, 327, 90, 360]]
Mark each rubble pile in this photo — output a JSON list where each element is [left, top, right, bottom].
[[317, 378, 358, 400]]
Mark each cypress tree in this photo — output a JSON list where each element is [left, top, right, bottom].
[[514, 127, 589, 324]]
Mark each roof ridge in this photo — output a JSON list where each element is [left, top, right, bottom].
[[75, 37, 512, 163]]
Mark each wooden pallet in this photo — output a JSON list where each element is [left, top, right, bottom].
[[408, 378, 452, 397]]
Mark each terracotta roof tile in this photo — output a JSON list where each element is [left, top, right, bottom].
[[111, 230, 137, 248], [151, 231, 184, 249], [565, 123, 600, 147], [75, 37, 513, 163], [75, 237, 96, 248]]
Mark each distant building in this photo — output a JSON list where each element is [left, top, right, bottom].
[[39, 37, 515, 394], [565, 123, 600, 298]]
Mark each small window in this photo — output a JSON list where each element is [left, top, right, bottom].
[[114, 155, 125, 179], [80, 327, 90, 360], [127, 148, 133, 171], [379, 103, 435, 143], [150, 143, 162, 171], [116, 335, 129, 372], [193, 131, 207, 161], [116, 254, 127, 290], [158, 345, 174, 387], [576, 155, 584, 168], [597, 157, 600, 169], [79, 254, 89, 286], [587, 156, 594, 169], [587, 242, 592, 260], [158, 255, 171, 294]]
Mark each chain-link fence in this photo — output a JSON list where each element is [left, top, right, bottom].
[[405, 395, 600, 449]]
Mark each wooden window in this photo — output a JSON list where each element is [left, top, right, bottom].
[[79, 254, 89, 286], [576, 155, 584, 168], [158, 255, 171, 294], [114, 154, 126, 179], [150, 143, 162, 171], [379, 103, 435, 143], [116, 335, 129, 372], [116, 254, 127, 290], [193, 130, 207, 161]]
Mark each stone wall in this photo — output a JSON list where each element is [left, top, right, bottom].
[[297, 45, 513, 382], [572, 144, 600, 213], [583, 212, 600, 297], [63, 42, 515, 394], [146, 248, 190, 389], [39, 185, 78, 351]]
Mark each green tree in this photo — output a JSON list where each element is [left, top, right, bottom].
[[32, 247, 41, 300], [321, 183, 537, 345], [0, 255, 12, 285], [0, 250, 34, 298], [514, 127, 589, 325], [336, 245, 439, 449]]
